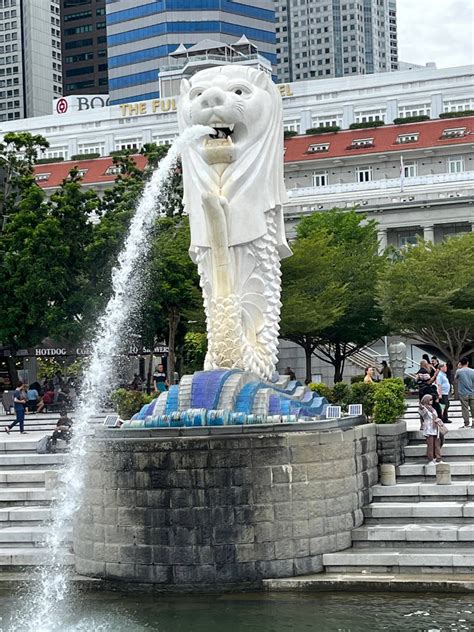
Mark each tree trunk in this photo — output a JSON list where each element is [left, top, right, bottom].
[[333, 342, 344, 383], [167, 308, 180, 384], [305, 342, 312, 383], [145, 347, 154, 395]]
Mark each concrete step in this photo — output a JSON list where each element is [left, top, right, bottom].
[[0, 506, 52, 526], [0, 453, 66, 468], [0, 526, 72, 547], [0, 470, 48, 486], [0, 547, 74, 568], [407, 428, 474, 442], [0, 488, 53, 507], [397, 461, 474, 482], [0, 438, 52, 453], [404, 442, 474, 460], [323, 547, 474, 573], [372, 482, 474, 502], [364, 501, 474, 522], [353, 524, 474, 547]]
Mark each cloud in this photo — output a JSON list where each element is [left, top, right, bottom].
[[397, 0, 474, 67]]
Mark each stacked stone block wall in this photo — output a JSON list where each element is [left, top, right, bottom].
[[376, 421, 408, 467], [74, 424, 378, 587]]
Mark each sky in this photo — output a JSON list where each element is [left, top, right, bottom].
[[396, 0, 474, 68]]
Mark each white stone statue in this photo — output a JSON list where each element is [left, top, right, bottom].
[[388, 341, 407, 380], [178, 65, 291, 379]]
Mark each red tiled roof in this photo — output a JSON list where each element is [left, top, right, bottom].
[[284, 116, 474, 163], [33, 154, 148, 189]]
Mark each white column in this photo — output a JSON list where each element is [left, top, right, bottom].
[[423, 225, 435, 242], [377, 228, 388, 253]]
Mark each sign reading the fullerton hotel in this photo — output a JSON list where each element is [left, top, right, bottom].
[[117, 85, 294, 118]]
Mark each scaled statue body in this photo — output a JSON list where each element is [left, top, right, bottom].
[[178, 66, 291, 379]]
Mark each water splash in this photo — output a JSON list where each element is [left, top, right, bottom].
[[10, 125, 213, 632]]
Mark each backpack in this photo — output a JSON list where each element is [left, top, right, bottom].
[[36, 435, 52, 454]]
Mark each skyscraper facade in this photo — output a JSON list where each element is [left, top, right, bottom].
[[105, 0, 276, 104], [276, 0, 398, 83], [0, 0, 62, 121], [61, 0, 109, 96]]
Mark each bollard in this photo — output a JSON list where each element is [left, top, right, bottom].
[[436, 462, 451, 485], [380, 463, 396, 486]]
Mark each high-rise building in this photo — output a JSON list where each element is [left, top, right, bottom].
[[61, 0, 108, 96], [0, 0, 62, 121], [276, 0, 398, 83], [105, 0, 276, 105]]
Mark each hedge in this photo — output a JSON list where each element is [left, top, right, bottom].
[[36, 157, 65, 164], [306, 125, 341, 135], [349, 120, 385, 130], [111, 388, 155, 420], [284, 130, 298, 138], [439, 110, 474, 119], [70, 153, 101, 161], [393, 115, 430, 125]]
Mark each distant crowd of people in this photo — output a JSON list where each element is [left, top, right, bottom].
[[129, 364, 170, 393]]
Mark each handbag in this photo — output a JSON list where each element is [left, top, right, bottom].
[[435, 418, 449, 436]]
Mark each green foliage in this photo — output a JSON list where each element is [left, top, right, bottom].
[[351, 381, 377, 417], [284, 130, 298, 138], [110, 388, 155, 420], [439, 110, 474, 119], [351, 375, 365, 384], [308, 382, 332, 401], [70, 153, 100, 161], [378, 233, 474, 367], [37, 157, 65, 164], [331, 382, 352, 410], [393, 115, 430, 124], [373, 378, 406, 424], [182, 332, 207, 374], [349, 120, 385, 129], [292, 209, 388, 382], [37, 359, 64, 380], [306, 125, 341, 134]]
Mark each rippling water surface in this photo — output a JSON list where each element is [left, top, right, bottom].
[[2, 590, 473, 631]]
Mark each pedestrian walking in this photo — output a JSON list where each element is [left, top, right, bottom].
[[436, 362, 451, 424], [4, 383, 28, 434], [455, 358, 474, 428]]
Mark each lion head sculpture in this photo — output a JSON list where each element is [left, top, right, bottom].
[[178, 65, 290, 261]]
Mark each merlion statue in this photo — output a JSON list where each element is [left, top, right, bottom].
[[388, 341, 407, 380], [178, 65, 291, 380]]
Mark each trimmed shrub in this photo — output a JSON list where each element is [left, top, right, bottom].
[[349, 120, 385, 130], [373, 378, 406, 424], [306, 125, 341, 135], [351, 381, 377, 417], [331, 382, 352, 411], [70, 152, 101, 161], [36, 156, 65, 164], [351, 374, 365, 384], [308, 382, 332, 402], [439, 110, 474, 119], [111, 388, 155, 420], [393, 115, 430, 125], [284, 130, 298, 138]]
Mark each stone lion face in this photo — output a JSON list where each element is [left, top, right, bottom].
[[179, 66, 274, 165]]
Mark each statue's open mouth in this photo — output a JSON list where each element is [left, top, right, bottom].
[[206, 123, 235, 146]]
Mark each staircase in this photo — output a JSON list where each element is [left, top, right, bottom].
[[0, 411, 104, 570], [323, 400, 474, 574]]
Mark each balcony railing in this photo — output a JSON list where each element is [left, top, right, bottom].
[[287, 171, 474, 199]]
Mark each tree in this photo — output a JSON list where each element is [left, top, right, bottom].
[[280, 232, 348, 382], [378, 233, 474, 368], [285, 209, 388, 382]]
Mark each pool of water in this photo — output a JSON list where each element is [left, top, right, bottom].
[[2, 590, 473, 631]]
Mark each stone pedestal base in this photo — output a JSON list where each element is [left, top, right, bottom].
[[74, 422, 377, 587]]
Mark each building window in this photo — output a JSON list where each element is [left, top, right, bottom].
[[398, 104, 431, 118], [448, 157, 464, 174], [356, 166, 373, 182], [443, 98, 474, 113], [351, 138, 374, 149], [441, 127, 466, 139], [105, 165, 121, 176], [35, 173, 50, 182], [284, 119, 300, 133], [354, 109, 386, 123], [311, 115, 342, 128], [396, 230, 419, 248], [312, 171, 328, 187], [396, 133, 420, 144], [307, 143, 330, 153], [404, 161, 417, 178]]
